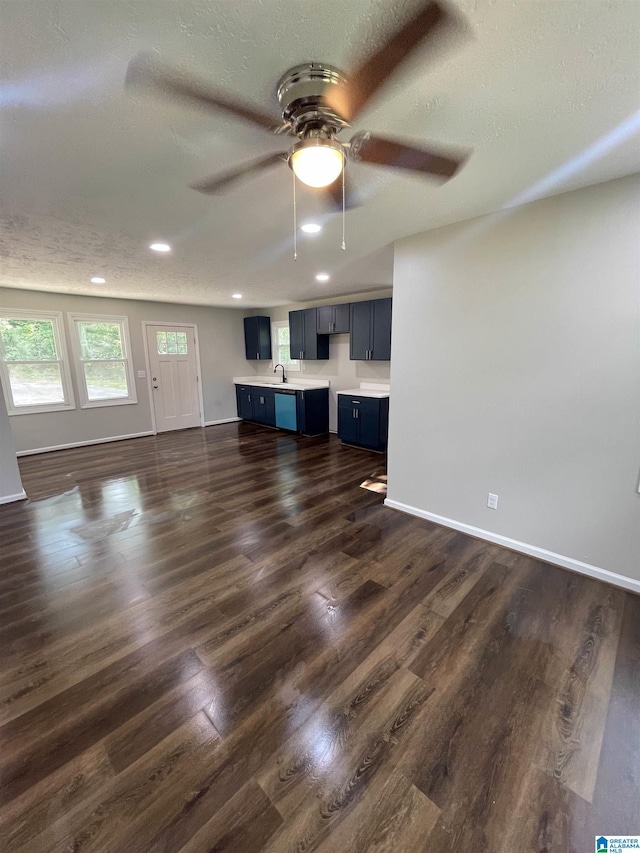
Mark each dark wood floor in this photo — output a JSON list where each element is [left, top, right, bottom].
[[0, 423, 637, 852]]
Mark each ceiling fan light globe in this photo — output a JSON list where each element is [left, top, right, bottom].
[[290, 141, 344, 188]]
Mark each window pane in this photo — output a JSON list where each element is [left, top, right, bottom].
[[177, 332, 187, 354], [277, 325, 290, 346], [167, 332, 177, 354], [78, 322, 123, 360], [0, 318, 57, 361], [83, 361, 128, 400], [7, 362, 64, 406], [156, 332, 167, 354]]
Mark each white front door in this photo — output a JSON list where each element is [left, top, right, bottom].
[[145, 324, 201, 432]]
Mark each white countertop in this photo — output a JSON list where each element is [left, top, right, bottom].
[[338, 388, 390, 399], [233, 376, 329, 392]]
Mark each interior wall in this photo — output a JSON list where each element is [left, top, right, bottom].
[[0, 376, 25, 502], [0, 288, 250, 452], [388, 174, 640, 582], [250, 289, 392, 432]]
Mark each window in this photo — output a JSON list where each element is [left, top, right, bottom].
[[69, 314, 137, 407], [272, 320, 300, 372], [0, 309, 75, 414], [156, 330, 188, 355]]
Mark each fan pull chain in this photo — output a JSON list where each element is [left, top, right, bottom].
[[292, 169, 297, 261], [341, 161, 346, 251]]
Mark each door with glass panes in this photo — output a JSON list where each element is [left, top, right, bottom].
[[145, 325, 201, 432]]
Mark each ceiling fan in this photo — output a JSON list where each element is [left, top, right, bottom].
[[126, 0, 469, 208]]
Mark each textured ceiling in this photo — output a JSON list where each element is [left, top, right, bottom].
[[1, 0, 639, 307]]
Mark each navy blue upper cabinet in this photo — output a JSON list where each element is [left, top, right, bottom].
[[243, 316, 272, 360], [349, 298, 392, 361], [350, 302, 371, 360], [316, 304, 350, 334], [289, 308, 329, 360]]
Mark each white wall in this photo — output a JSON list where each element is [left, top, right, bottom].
[[0, 289, 250, 453], [0, 376, 25, 502], [250, 289, 392, 432], [388, 175, 640, 584]]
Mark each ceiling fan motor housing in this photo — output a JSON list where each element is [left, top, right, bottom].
[[277, 63, 349, 137]]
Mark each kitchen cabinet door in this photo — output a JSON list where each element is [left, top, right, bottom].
[[297, 387, 329, 435], [243, 316, 271, 360], [371, 298, 392, 360], [236, 386, 253, 420], [349, 301, 372, 360], [316, 306, 333, 335], [289, 310, 305, 360], [332, 303, 351, 334], [349, 299, 392, 361], [316, 304, 350, 334], [358, 408, 381, 448], [338, 403, 359, 445]]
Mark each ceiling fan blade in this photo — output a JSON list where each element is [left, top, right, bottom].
[[190, 152, 287, 194], [323, 174, 361, 211], [349, 132, 466, 179], [126, 53, 285, 133], [325, 1, 454, 122]]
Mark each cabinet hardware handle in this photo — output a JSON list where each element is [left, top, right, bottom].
[[257, 353, 260, 359], [352, 400, 360, 404]]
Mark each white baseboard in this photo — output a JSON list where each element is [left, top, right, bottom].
[[0, 489, 27, 505], [384, 498, 640, 595], [16, 431, 154, 457], [204, 417, 241, 427]]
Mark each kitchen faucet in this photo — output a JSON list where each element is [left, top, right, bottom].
[[274, 364, 287, 383]]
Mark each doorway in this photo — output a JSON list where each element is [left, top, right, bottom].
[[143, 323, 203, 433]]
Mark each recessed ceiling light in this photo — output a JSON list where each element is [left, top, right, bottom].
[[301, 223, 322, 234], [90, 277, 106, 284], [232, 294, 242, 299], [315, 273, 330, 282], [150, 242, 171, 253]]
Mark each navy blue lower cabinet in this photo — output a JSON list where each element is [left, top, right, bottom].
[[337, 402, 359, 445], [252, 388, 276, 426], [236, 385, 253, 421], [337, 394, 389, 451], [297, 388, 329, 436], [236, 385, 328, 435]]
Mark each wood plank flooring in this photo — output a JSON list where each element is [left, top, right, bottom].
[[0, 422, 637, 851]]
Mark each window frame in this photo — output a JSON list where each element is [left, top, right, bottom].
[[0, 308, 76, 415], [68, 312, 137, 409], [271, 320, 300, 373]]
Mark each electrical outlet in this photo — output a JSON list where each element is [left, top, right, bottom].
[[487, 493, 499, 510]]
